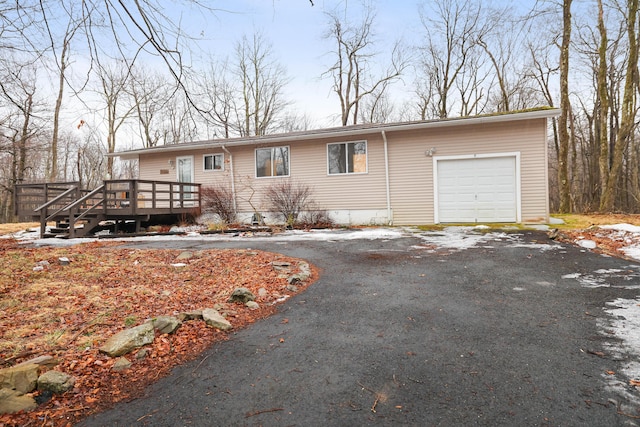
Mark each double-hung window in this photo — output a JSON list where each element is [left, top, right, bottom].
[[256, 146, 289, 177], [203, 153, 224, 171], [328, 141, 367, 174]]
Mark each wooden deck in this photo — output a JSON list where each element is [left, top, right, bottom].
[[14, 180, 201, 238]]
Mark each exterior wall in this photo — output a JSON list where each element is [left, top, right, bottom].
[[136, 117, 550, 226], [386, 118, 549, 224]]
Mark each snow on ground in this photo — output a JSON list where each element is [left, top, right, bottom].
[[410, 225, 562, 253], [599, 224, 640, 261], [600, 298, 640, 409]]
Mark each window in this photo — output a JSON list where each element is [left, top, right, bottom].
[[203, 153, 224, 171], [328, 141, 367, 174], [256, 146, 289, 177]]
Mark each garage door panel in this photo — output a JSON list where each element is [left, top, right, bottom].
[[437, 156, 517, 223]]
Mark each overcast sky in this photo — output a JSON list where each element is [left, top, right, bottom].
[[180, 0, 424, 127]]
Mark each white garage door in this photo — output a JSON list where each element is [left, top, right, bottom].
[[436, 156, 518, 223]]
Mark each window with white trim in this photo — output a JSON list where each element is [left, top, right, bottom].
[[203, 153, 224, 171], [328, 141, 367, 174], [256, 146, 289, 177]]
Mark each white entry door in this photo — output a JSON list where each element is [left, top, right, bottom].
[[436, 155, 519, 223], [176, 156, 195, 201]]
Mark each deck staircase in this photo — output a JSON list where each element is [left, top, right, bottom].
[[14, 180, 201, 238]]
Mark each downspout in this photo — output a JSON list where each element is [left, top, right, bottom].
[[221, 145, 237, 214], [381, 131, 392, 225]]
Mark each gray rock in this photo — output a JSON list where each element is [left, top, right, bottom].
[[272, 261, 292, 272], [99, 322, 155, 357], [298, 261, 311, 275], [178, 310, 203, 322], [136, 348, 149, 360], [176, 251, 194, 260], [286, 284, 299, 292], [14, 355, 58, 370], [37, 370, 75, 394], [0, 363, 39, 394], [257, 287, 268, 297], [150, 316, 182, 334], [228, 287, 255, 303], [202, 308, 233, 331], [287, 275, 300, 285], [246, 301, 260, 310], [112, 357, 132, 372], [0, 389, 37, 414], [58, 257, 70, 266]]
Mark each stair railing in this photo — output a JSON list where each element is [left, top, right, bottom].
[[33, 185, 80, 236], [58, 185, 106, 238]]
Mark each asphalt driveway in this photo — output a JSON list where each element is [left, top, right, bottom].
[[79, 228, 640, 426]]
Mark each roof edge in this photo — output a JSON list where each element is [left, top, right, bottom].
[[111, 108, 560, 160]]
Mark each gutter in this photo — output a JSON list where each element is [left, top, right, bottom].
[[110, 108, 561, 160], [381, 130, 392, 225], [221, 145, 238, 214]]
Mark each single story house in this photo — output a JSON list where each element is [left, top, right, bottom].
[[111, 108, 560, 226]]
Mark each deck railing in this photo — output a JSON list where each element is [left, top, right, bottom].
[[103, 179, 201, 215], [14, 179, 201, 229]]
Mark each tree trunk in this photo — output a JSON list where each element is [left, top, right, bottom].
[[596, 0, 610, 202], [558, 0, 573, 213], [600, 0, 639, 212]]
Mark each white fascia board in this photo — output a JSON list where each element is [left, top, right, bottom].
[[111, 108, 561, 160]]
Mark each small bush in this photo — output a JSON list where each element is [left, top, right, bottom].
[[297, 209, 335, 229], [201, 185, 236, 224], [264, 180, 313, 227]]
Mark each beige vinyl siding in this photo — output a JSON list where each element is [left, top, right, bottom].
[[220, 137, 388, 215], [134, 115, 550, 225], [386, 118, 548, 224]]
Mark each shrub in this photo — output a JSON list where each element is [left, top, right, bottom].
[[201, 185, 236, 224], [297, 208, 335, 229], [264, 180, 313, 227]]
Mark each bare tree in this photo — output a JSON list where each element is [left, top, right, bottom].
[[234, 32, 290, 136], [323, 4, 407, 125], [417, 0, 487, 119], [95, 61, 136, 178], [600, 0, 639, 211], [199, 60, 237, 138], [47, 9, 85, 181], [558, 0, 573, 213], [595, 0, 610, 203], [128, 67, 178, 147], [0, 60, 46, 220]]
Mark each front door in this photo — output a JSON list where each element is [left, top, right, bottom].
[[176, 156, 194, 202]]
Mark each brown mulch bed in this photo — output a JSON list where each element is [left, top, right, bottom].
[[0, 239, 315, 427]]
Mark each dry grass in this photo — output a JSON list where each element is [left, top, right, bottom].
[[552, 213, 640, 229], [0, 222, 39, 235]]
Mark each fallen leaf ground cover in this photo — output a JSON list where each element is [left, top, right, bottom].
[[0, 238, 315, 427]]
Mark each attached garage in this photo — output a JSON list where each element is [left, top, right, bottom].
[[434, 154, 520, 223], [116, 108, 558, 226]]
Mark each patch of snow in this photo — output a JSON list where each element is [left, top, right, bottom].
[[414, 227, 509, 251], [594, 269, 624, 274], [549, 217, 565, 225], [170, 263, 187, 268], [512, 287, 525, 291], [529, 224, 550, 231], [601, 298, 640, 407], [623, 246, 640, 261], [561, 267, 640, 290], [601, 223, 640, 233], [577, 239, 597, 249]]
